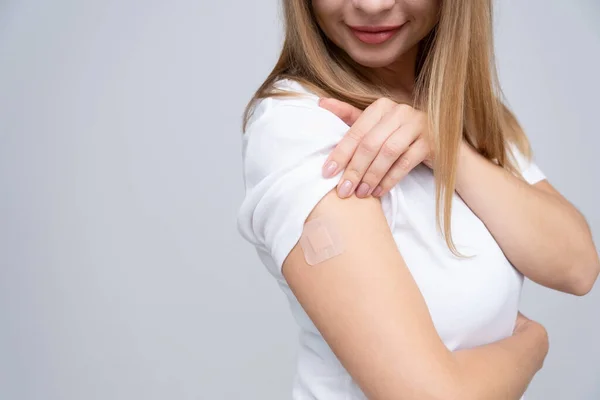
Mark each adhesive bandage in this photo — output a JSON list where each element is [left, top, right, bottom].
[[299, 215, 344, 265]]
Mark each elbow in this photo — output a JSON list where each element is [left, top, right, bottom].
[[567, 252, 600, 296]]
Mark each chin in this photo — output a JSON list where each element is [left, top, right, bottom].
[[347, 50, 402, 69]]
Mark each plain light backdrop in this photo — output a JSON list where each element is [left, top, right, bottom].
[[0, 0, 598, 399]]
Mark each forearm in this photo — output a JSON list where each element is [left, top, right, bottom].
[[454, 141, 597, 293], [451, 323, 549, 400]]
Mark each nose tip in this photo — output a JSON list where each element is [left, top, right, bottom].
[[351, 0, 395, 14]]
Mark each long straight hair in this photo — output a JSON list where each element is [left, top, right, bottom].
[[242, 0, 535, 258]]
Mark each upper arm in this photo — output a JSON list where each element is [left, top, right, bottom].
[[508, 141, 546, 185], [533, 178, 563, 199], [282, 189, 458, 400], [508, 142, 571, 202], [237, 92, 461, 399]]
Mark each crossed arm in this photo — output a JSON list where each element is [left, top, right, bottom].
[[282, 189, 549, 400], [317, 98, 600, 296], [453, 142, 600, 296]]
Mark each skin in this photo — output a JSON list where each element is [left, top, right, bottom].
[[313, 0, 600, 294], [284, 189, 549, 400], [312, 0, 440, 96], [318, 98, 600, 295], [280, 1, 598, 399]]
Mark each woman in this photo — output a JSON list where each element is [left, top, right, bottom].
[[236, 1, 599, 399]]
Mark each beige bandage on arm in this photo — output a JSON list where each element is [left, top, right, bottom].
[[299, 215, 344, 265]]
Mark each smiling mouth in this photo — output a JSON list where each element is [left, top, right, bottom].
[[348, 24, 405, 44]]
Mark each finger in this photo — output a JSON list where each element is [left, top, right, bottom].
[[318, 97, 362, 126], [335, 101, 410, 198], [323, 98, 397, 180], [373, 137, 429, 197], [356, 122, 421, 198], [345, 105, 416, 198]]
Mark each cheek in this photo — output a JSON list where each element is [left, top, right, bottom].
[[404, 0, 440, 26], [312, 0, 343, 22], [311, 1, 345, 41]]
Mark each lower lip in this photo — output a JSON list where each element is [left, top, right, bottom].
[[350, 27, 402, 44]]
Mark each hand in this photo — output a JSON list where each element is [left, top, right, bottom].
[[512, 311, 550, 367], [318, 97, 435, 199]]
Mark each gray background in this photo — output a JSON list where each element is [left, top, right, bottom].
[[0, 0, 598, 399]]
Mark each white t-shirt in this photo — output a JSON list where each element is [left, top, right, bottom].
[[236, 78, 546, 400]]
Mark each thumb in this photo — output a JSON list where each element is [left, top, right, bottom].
[[318, 97, 362, 126]]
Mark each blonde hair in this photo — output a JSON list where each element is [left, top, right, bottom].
[[242, 0, 536, 258]]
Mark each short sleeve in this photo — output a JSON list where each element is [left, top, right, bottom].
[[235, 86, 395, 278], [507, 142, 546, 184]]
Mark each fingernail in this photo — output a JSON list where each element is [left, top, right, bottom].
[[322, 160, 338, 178], [372, 186, 383, 197], [356, 182, 370, 198], [338, 180, 353, 198]]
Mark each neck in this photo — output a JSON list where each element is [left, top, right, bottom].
[[364, 44, 420, 103]]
